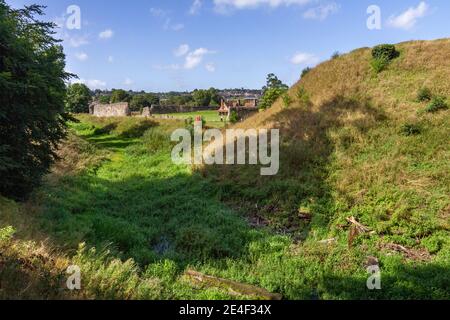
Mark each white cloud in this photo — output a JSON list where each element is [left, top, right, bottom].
[[170, 23, 185, 31], [108, 56, 114, 63], [303, 2, 339, 21], [387, 2, 429, 30], [151, 8, 184, 32], [153, 64, 181, 71], [290, 52, 319, 65], [184, 48, 215, 69], [174, 44, 190, 57], [124, 78, 134, 86], [66, 34, 89, 48], [150, 8, 167, 17], [205, 63, 216, 72], [214, 0, 311, 12], [99, 29, 114, 39], [73, 78, 107, 89], [189, 0, 203, 15], [75, 52, 88, 61]]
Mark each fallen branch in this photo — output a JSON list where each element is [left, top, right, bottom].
[[347, 217, 371, 248], [184, 269, 282, 300], [346, 216, 371, 233], [382, 243, 431, 261]]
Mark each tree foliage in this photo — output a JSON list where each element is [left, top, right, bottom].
[[65, 83, 91, 113], [0, 1, 71, 199], [191, 88, 220, 107], [259, 74, 289, 110], [110, 89, 131, 103], [130, 93, 159, 111]]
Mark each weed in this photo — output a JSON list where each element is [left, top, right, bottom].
[[400, 123, 422, 136], [425, 96, 448, 113], [417, 87, 432, 102]]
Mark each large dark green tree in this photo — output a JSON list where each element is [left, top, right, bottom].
[[65, 83, 91, 113], [0, 2, 71, 199]]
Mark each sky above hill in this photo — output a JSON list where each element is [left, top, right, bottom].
[[6, 0, 450, 91]]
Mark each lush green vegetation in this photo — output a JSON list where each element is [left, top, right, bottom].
[[66, 83, 92, 113], [370, 44, 400, 74], [259, 74, 289, 110], [161, 110, 226, 128], [1, 108, 449, 299], [0, 2, 70, 199]]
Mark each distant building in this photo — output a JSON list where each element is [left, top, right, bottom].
[[218, 98, 259, 121]]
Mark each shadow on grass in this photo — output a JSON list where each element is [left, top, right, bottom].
[[38, 171, 255, 268], [201, 95, 387, 240], [319, 262, 450, 299]]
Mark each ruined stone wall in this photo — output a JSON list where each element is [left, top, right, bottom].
[[91, 103, 131, 117]]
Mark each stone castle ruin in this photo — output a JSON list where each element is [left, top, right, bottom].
[[89, 102, 131, 117]]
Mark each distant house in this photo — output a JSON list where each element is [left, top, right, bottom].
[[89, 102, 131, 117], [218, 98, 259, 121]]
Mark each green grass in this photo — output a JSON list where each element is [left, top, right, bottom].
[[160, 110, 226, 127], [1, 112, 447, 300]]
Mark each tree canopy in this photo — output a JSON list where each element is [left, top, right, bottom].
[[0, 1, 71, 199], [65, 83, 92, 113], [130, 93, 159, 111], [110, 89, 131, 103], [259, 74, 289, 110], [192, 88, 221, 107]]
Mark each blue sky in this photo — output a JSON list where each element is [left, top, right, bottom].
[[6, 0, 450, 91]]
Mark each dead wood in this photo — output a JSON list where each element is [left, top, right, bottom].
[[184, 269, 282, 300]]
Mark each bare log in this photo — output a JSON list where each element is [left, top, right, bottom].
[[184, 269, 282, 300]]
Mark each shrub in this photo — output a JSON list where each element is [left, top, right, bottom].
[[301, 67, 312, 78], [372, 44, 399, 61], [259, 87, 288, 110], [417, 87, 432, 102], [400, 123, 422, 136], [282, 93, 293, 108], [332, 51, 340, 59], [425, 96, 448, 113], [229, 110, 239, 123], [370, 56, 390, 74], [296, 87, 311, 106]]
